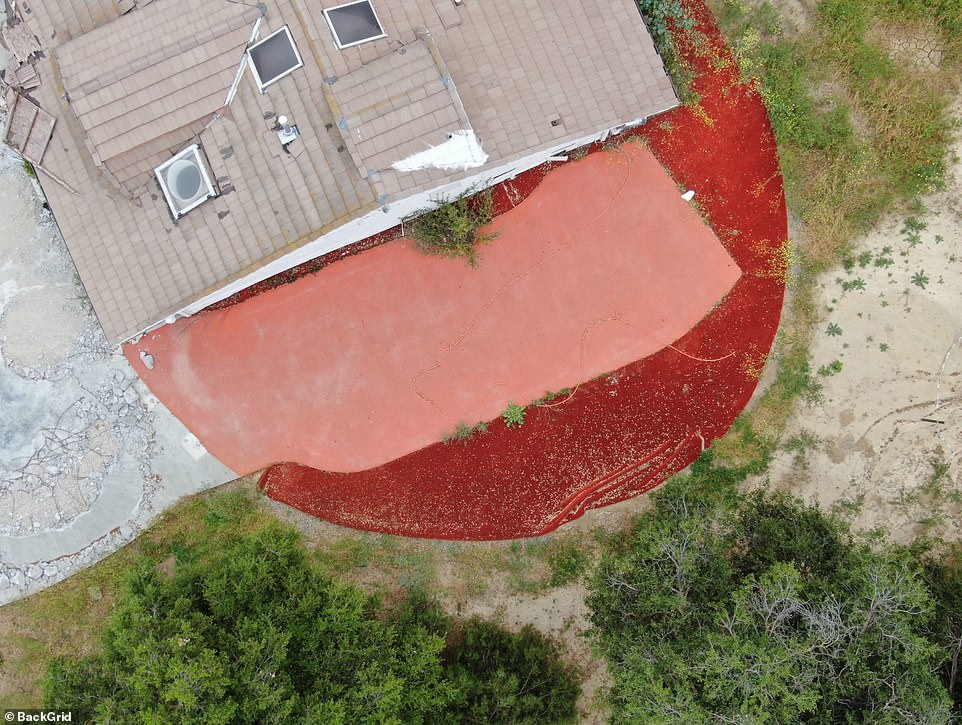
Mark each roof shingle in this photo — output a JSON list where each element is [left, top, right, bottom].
[[24, 0, 677, 342]]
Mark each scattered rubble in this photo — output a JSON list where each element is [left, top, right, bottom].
[[0, 150, 234, 606]]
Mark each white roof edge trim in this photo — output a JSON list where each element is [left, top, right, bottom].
[[391, 130, 488, 173]]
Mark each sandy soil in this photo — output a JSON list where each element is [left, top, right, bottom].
[[764, 107, 962, 543]]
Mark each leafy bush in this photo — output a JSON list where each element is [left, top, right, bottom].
[[43, 525, 579, 724], [918, 547, 962, 717], [546, 540, 591, 587], [636, 0, 698, 101], [719, 0, 959, 257], [588, 471, 956, 721], [637, 0, 692, 53], [501, 402, 526, 428], [406, 187, 497, 266], [444, 619, 580, 724]]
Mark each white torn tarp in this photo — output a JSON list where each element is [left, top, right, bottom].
[[391, 129, 488, 172]]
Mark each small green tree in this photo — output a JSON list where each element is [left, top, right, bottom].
[[443, 619, 580, 724], [919, 546, 962, 718], [44, 525, 453, 723], [44, 523, 580, 724], [588, 473, 954, 722]]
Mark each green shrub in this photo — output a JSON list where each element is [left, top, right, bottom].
[[443, 619, 580, 724], [546, 540, 591, 587], [406, 187, 497, 266], [637, 0, 699, 101], [43, 525, 580, 724], [501, 402, 526, 428], [589, 476, 955, 721]]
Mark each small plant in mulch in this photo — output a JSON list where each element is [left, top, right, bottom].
[[406, 187, 498, 267], [442, 421, 488, 445], [532, 388, 572, 406], [500, 402, 526, 428]]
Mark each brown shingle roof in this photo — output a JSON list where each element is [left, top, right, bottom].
[[25, 0, 677, 342], [55, 1, 260, 191], [330, 34, 470, 178]]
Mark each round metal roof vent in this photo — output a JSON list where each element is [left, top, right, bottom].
[[154, 144, 216, 218], [167, 158, 204, 204]]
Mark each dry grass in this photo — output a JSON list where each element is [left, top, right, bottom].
[[710, 0, 961, 465]]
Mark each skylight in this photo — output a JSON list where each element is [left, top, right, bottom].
[[324, 1, 386, 49], [155, 145, 216, 219], [247, 26, 303, 92]]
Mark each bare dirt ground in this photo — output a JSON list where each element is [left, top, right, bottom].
[[764, 111, 962, 544]]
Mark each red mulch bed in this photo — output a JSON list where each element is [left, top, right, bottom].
[[260, 0, 788, 540]]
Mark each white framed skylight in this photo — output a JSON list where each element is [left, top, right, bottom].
[[324, 1, 387, 49], [247, 26, 304, 92], [154, 145, 216, 219]]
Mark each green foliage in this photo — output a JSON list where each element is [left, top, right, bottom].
[[532, 388, 572, 406], [588, 472, 956, 722], [776, 356, 824, 407], [545, 539, 591, 587], [636, 0, 698, 102], [44, 526, 452, 723], [783, 429, 821, 469], [825, 322, 843, 337], [407, 188, 497, 266], [22, 159, 36, 178], [43, 526, 579, 724], [501, 402, 526, 428], [717, 0, 959, 262], [817, 359, 843, 376], [637, 0, 690, 52], [839, 276, 866, 291], [874, 246, 895, 268], [912, 270, 931, 289], [443, 619, 580, 724], [442, 421, 488, 444], [918, 547, 962, 717]]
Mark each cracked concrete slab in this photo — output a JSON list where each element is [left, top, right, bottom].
[[0, 149, 236, 605]]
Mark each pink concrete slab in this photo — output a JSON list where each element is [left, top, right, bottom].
[[125, 141, 741, 474]]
